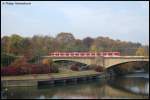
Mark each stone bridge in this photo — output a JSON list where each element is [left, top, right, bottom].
[[42, 56, 149, 68]]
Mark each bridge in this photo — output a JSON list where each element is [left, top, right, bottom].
[[43, 52, 149, 68]]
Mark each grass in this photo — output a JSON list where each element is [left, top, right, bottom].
[[50, 69, 99, 78], [1, 69, 100, 81]]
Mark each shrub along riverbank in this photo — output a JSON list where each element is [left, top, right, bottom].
[[1, 64, 59, 76], [1, 58, 59, 76]]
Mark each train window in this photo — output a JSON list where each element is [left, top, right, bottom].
[[114, 52, 120, 55], [103, 52, 107, 55], [92, 53, 95, 55], [81, 53, 84, 55], [48, 52, 120, 57], [108, 52, 112, 55], [97, 53, 101, 56], [86, 53, 90, 55]]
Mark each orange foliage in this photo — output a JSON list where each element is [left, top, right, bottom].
[[10, 57, 28, 68], [42, 58, 53, 66]]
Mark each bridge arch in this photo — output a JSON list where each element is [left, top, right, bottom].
[[52, 58, 95, 66], [104, 58, 149, 68], [106, 60, 149, 69], [106, 60, 149, 76], [53, 60, 88, 65]]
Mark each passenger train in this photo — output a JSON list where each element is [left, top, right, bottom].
[[49, 52, 120, 57]]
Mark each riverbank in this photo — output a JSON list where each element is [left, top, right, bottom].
[[1, 69, 106, 87], [123, 72, 149, 78]]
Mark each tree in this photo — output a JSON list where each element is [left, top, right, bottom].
[[90, 44, 98, 52], [10, 34, 23, 55], [1, 36, 11, 53], [56, 32, 75, 44], [135, 47, 148, 56], [1, 33, 147, 58], [142, 45, 149, 56], [1, 53, 17, 67], [10, 57, 28, 68], [31, 35, 49, 60], [20, 38, 33, 59], [82, 37, 94, 51], [42, 58, 53, 66]]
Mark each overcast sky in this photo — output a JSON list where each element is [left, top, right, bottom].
[[1, 1, 149, 45]]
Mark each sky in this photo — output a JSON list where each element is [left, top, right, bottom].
[[1, 1, 149, 45]]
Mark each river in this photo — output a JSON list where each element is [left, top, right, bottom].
[[1, 73, 149, 99]]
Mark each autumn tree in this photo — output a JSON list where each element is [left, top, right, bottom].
[[82, 37, 94, 51], [135, 47, 148, 56], [42, 58, 53, 66], [56, 32, 75, 43], [10, 34, 23, 55], [1, 53, 17, 67], [55, 32, 76, 51], [1, 36, 11, 54], [1, 32, 148, 65]]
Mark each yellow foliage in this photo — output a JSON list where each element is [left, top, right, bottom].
[[42, 58, 53, 66], [135, 47, 147, 56], [90, 45, 97, 52]]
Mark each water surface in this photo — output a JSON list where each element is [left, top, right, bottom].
[[1, 74, 149, 99]]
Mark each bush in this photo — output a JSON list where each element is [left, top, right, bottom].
[[30, 65, 43, 74], [70, 65, 79, 71], [1, 67, 20, 76], [1, 53, 17, 67], [1, 61, 59, 76], [86, 64, 97, 70], [50, 63, 59, 73], [42, 58, 53, 66], [10, 57, 28, 68], [86, 64, 104, 72], [42, 59, 59, 73], [94, 66, 104, 72]]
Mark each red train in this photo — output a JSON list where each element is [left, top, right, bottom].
[[48, 52, 120, 57]]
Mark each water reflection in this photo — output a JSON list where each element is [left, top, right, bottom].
[[1, 77, 149, 99], [107, 77, 149, 96]]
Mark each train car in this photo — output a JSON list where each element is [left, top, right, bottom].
[[48, 51, 120, 57]]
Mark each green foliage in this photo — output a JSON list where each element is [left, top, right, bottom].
[[28, 55, 41, 64], [51, 63, 59, 73], [1, 53, 17, 67]]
